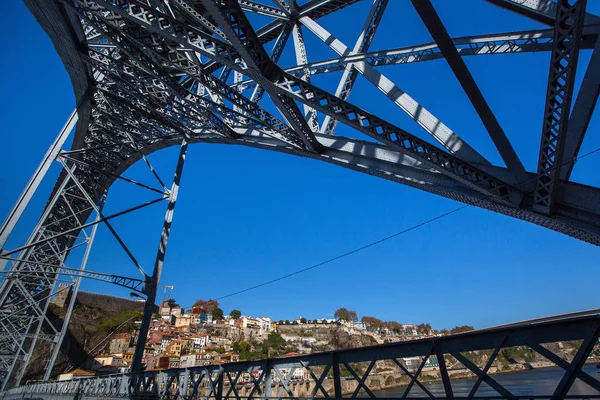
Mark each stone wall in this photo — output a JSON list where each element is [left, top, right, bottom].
[[76, 291, 146, 313]]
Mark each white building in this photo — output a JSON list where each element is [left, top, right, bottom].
[[275, 367, 309, 382], [344, 321, 367, 330], [180, 353, 211, 368], [191, 334, 208, 349], [404, 324, 419, 336]]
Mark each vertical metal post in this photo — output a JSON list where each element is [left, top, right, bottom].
[[43, 210, 102, 381], [331, 352, 342, 399], [215, 367, 224, 400], [131, 138, 189, 373], [264, 359, 272, 400], [0, 91, 90, 257], [435, 344, 453, 400]]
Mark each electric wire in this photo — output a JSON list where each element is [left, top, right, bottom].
[[209, 145, 600, 302]]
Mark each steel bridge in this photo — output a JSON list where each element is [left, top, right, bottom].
[[1, 0, 600, 396], [2, 310, 600, 399]]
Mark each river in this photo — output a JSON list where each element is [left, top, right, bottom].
[[374, 364, 600, 398]]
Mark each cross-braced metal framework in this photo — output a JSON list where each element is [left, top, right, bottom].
[[2, 0, 600, 391], [3, 311, 600, 399]]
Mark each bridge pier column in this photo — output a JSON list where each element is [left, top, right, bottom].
[[131, 137, 190, 374]]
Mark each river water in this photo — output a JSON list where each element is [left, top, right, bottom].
[[374, 364, 600, 398]]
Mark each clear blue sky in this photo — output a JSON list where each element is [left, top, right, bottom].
[[1, 1, 599, 330]]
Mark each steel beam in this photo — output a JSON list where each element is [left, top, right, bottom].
[[560, 36, 600, 180], [200, 0, 325, 152], [291, 23, 319, 131], [131, 137, 189, 373], [485, 0, 600, 26], [8, 310, 599, 399], [251, 23, 293, 103], [299, 16, 490, 166], [534, 0, 587, 215], [0, 93, 88, 253], [321, 0, 388, 136], [411, 0, 526, 183]]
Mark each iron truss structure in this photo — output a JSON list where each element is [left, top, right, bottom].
[[2, 310, 600, 399], [1, 0, 600, 391]]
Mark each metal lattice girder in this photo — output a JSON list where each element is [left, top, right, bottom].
[[299, 15, 490, 166], [251, 23, 293, 103], [0, 266, 145, 294], [255, 0, 360, 44], [534, 0, 587, 215], [560, 36, 600, 180], [291, 22, 320, 131], [272, 71, 522, 203], [3, 310, 600, 399], [281, 26, 599, 76], [199, 0, 325, 152], [6, 0, 600, 389], [485, 0, 600, 26], [411, 0, 527, 183], [321, 0, 388, 136]]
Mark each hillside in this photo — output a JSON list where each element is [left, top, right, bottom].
[[23, 292, 145, 382]]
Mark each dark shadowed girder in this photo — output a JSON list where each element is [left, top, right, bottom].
[[0, 0, 600, 391]]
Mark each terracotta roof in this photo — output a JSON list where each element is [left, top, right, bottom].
[[66, 369, 95, 376]]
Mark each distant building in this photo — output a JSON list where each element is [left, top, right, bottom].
[[158, 355, 180, 369], [213, 352, 239, 364], [344, 321, 367, 330], [191, 334, 208, 350], [189, 306, 212, 325], [58, 369, 95, 381], [402, 355, 439, 372], [50, 284, 73, 308], [159, 301, 183, 318], [109, 333, 133, 354], [403, 324, 418, 336], [93, 354, 122, 368], [166, 340, 182, 356], [174, 315, 191, 328], [180, 353, 211, 368], [161, 335, 173, 353]]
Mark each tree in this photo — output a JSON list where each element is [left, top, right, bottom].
[[385, 321, 403, 333], [233, 341, 250, 354], [166, 298, 179, 308], [334, 307, 358, 322], [266, 332, 286, 349], [216, 346, 226, 354], [212, 307, 224, 320], [230, 309, 242, 319], [193, 299, 220, 313], [300, 317, 307, 324], [450, 325, 475, 334], [361, 316, 384, 329]]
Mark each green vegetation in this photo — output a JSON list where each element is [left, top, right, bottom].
[[193, 298, 219, 312], [229, 309, 241, 319], [232, 332, 291, 361], [98, 309, 142, 333], [450, 325, 475, 334], [334, 307, 358, 322], [212, 307, 224, 320], [501, 346, 536, 362]]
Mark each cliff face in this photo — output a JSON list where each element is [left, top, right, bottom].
[[23, 292, 144, 383], [277, 324, 379, 350]]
